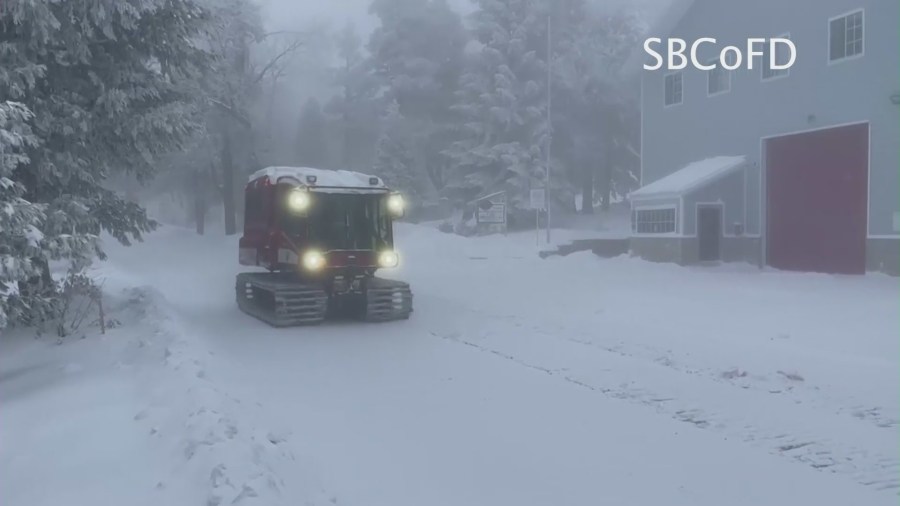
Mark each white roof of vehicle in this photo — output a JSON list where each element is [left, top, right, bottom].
[[250, 166, 389, 193], [630, 156, 746, 200]]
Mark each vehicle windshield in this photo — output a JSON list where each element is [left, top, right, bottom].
[[303, 192, 392, 251]]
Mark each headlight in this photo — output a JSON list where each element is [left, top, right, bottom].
[[378, 250, 399, 268], [386, 194, 405, 216], [302, 250, 326, 271], [287, 189, 311, 212]]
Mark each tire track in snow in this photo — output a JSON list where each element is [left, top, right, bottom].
[[569, 333, 899, 433], [430, 291, 898, 434], [429, 322, 900, 495], [443, 296, 899, 431], [505, 312, 899, 434], [565, 334, 884, 435]]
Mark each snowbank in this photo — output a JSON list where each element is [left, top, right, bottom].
[[0, 266, 334, 506]]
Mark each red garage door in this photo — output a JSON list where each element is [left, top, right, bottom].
[[766, 123, 868, 274]]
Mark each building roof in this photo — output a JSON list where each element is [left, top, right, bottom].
[[250, 166, 389, 193], [622, 0, 697, 79], [630, 155, 746, 199]]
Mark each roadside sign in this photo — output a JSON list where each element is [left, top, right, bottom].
[[530, 188, 546, 210], [477, 202, 506, 224]]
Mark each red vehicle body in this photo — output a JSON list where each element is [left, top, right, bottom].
[[235, 166, 412, 326], [239, 169, 396, 274]]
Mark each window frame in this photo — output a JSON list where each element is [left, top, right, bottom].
[[761, 32, 792, 82], [663, 71, 683, 108], [707, 57, 731, 97], [828, 8, 865, 64], [244, 185, 269, 229], [632, 205, 678, 235]]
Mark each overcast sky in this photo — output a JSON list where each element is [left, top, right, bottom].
[[258, 0, 673, 36]]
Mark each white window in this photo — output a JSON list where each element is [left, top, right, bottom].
[[762, 33, 791, 80], [707, 58, 731, 96], [829, 10, 864, 62], [664, 72, 682, 107], [633, 207, 677, 234]]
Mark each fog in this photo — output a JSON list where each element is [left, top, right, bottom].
[[7, 0, 679, 247], [259, 0, 472, 34], [179, 0, 673, 231], [258, 0, 672, 36]]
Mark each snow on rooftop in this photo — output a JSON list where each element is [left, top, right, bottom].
[[630, 156, 746, 199], [250, 166, 388, 191]]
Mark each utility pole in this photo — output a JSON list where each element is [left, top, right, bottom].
[[545, 14, 552, 244]]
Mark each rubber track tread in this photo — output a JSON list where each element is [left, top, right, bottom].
[[365, 277, 413, 322], [236, 272, 328, 327]]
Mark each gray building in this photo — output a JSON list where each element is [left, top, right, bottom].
[[625, 0, 899, 275]]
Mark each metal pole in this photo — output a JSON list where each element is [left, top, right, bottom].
[[545, 14, 552, 244]]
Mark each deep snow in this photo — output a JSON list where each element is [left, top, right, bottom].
[[1, 222, 897, 506]]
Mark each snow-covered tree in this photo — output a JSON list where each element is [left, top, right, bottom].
[[440, 0, 644, 216], [372, 101, 421, 201], [0, 0, 212, 328], [324, 23, 381, 171], [201, 0, 265, 236], [367, 0, 467, 193], [166, 0, 309, 236], [443, 0, 554, 209], [368, 0, 466, 120], [0, 101, 45, 328], [551, 3, 644, 212]]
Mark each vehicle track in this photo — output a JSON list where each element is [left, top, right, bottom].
[[427, 300, 900, 495]]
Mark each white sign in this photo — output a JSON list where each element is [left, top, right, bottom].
[[530, 188, 546, 210], [478, 203, 506, 224]]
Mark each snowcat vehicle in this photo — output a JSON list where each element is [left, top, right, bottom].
[[236, 166, 413, 327]]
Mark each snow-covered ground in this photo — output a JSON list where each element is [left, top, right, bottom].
[[1, 222, 897, 506]]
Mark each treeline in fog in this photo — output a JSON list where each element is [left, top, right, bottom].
[[0, 0, 644, 330]]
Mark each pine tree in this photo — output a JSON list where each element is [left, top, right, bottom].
[[324, 23, 381, 171], [443, 0, 552, 209], [368, 0, 466, 120], [367, 0, 467, 193], [372, 102, 420, 201], [0, 101, 44, 328], [0, 0, 212, 328], [550, 3, 644, 211], [202, 0, 264, 236]]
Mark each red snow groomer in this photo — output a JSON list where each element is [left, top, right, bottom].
[[236, 166, 412, 326]]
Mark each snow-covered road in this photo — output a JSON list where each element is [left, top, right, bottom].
[[3, 223, 897, 506]]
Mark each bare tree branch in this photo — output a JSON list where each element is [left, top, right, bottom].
[[252, 39, 304, 86], [262, 30, 310, 38], [208, 98, 252, 129]]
